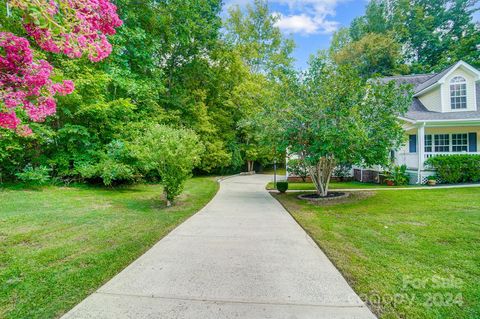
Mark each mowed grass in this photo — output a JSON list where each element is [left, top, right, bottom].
[[0, 178, 218, 319], [273, 189, 480, 319]]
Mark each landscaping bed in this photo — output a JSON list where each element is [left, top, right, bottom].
[[267, 181, 416, 191], [273, 189, 480, 319], [0, 178, 218, 319]]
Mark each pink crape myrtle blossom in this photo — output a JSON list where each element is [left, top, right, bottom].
[[0, 32, 75, 134], [1, 0, 122, 134], [12, 0, 123, 62]]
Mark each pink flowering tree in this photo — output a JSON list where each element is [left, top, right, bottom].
[[1, 0, 122, 134]]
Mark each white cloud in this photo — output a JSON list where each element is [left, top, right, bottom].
[[225, 0, 352, 35], [274, 12, 340, 35], [273, 14, 318, 34], [274, 0, 351, 35]]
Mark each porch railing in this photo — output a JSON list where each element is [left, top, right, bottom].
[[424, 152, 480, 160]]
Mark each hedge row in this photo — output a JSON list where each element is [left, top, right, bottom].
[[425, 154, 480, 184]]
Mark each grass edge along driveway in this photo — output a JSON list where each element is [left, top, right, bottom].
[[272, 188, 480, 319], [0, 177, 219, 319]]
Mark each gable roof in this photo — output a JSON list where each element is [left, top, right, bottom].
[[414, 61, 480, 96], [405, 88, 480, 121], [377, 74, 433, 88], [413, 64, 456, 94], [379, 61, 480, 123]]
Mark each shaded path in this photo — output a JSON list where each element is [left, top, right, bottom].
[[63, 175, 375, 319]]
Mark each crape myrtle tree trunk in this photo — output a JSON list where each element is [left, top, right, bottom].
[[281, 54, 412, 197], [304, 155, 337, 197]]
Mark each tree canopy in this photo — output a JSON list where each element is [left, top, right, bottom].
[[332, 0, 480, 76], [0, 0, 291, 185]]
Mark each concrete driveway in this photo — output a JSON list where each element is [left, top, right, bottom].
[[63, 174, 376, 319]]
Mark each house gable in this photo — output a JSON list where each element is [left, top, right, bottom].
[[418, 86, 442, 112], [415, 61, 480, 114], [440, 66, 478, 112]]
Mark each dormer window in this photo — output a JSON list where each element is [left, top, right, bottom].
[[450, 76, 467, 109]]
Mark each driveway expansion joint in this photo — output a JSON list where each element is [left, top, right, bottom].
[[95, 291, 369, 309]]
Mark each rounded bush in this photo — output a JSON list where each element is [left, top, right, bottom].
[[276, 181, 289, 193]]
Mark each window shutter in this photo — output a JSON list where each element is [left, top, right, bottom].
[[409, 135, 417, 153], [469, 133, 477, 152]]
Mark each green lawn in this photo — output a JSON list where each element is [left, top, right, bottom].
[[267, 181, 415, 190], [0, 178, 218, 319], [273, 189, 480, 319], [261, 167, 287, 175]]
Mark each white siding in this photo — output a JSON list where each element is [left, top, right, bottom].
[[419, 87, 442, 112], [440, 67, 477, 112]]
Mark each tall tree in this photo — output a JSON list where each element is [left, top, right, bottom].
[[344, 0, 480, 74], [224, 0, 295, 171], [332, 32, 404, 78], [225, 0, 294, 76]]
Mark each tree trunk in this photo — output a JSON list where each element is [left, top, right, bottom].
[[164, 190, 172, 207], [304, 156, 336, 197], [247, 160, 254, 173]]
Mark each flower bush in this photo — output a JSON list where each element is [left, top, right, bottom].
[[1, 0, 122, 133], [0, 32, 75, 132], [10, 0, 123, 62]]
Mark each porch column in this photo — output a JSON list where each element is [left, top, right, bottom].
[[417, 124, 425, 183]]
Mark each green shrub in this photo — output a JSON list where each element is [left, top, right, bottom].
[[334, 163, 353, 181], [425, 155, 480, 184], [133, 124, 204, 206], [276, 181, 289, 193], [287, 159, 308, 182], [385, 165, 409, 185], [16, 165, 51, 185], [77, 140, 137, 186], [78, 160, 135, 186]]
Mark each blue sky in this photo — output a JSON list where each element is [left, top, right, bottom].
[[224, 0, 369, 70], [224, 1, 480, 70]]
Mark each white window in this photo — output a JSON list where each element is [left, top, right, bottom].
[[452, 133, 468, 152], [450, 76, 467, 109], [434, 134, 450, 152], [425, 135, 432, 152]]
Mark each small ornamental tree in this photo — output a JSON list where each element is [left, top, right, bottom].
[[1, 0, 122, 133], [134, 125, 204, 207], [281, 56, 412, 197]]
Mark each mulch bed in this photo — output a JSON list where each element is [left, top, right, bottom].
[[298, 192, 350, 201]]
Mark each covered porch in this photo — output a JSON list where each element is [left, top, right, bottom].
[[396, 120, 480, 183]]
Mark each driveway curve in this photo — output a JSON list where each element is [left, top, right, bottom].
[[63, 174, 376, 319]]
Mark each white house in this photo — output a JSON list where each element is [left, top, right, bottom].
[[384, 61, 480, 183]]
